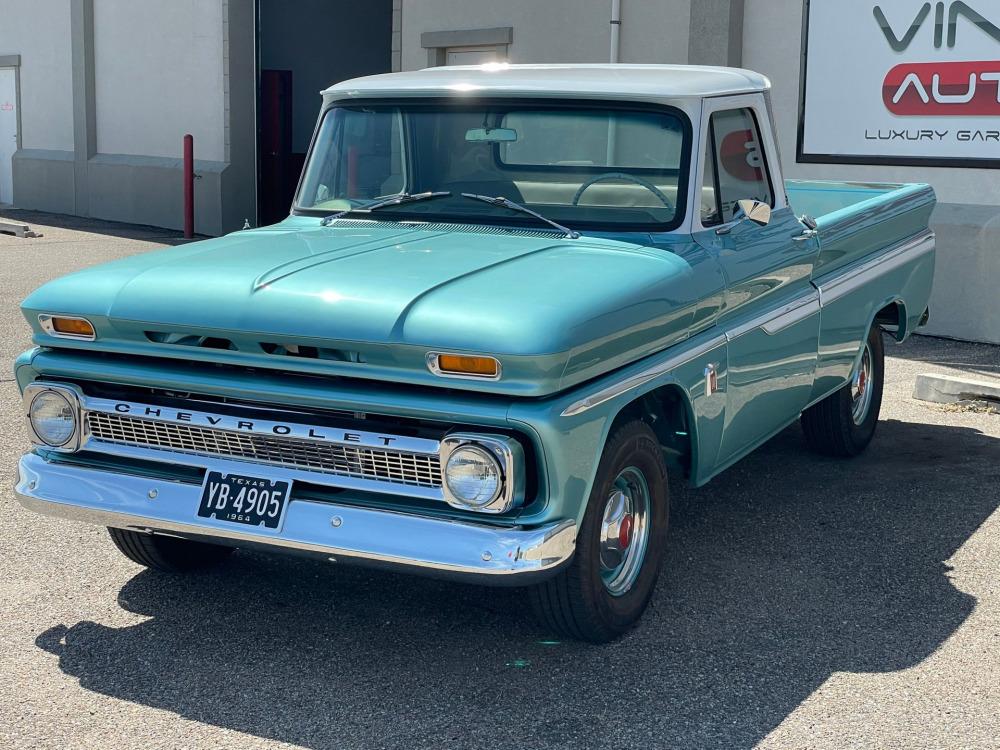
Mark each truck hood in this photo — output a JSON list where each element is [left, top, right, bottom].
[[22, 219, 724, 396]]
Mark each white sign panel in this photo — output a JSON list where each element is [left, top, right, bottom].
[[800, 0, 1000, 166]]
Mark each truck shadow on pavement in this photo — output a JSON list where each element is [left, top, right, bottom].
[[34, 418, 1000, 750]]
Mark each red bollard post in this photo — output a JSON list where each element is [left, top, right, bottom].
[[183, 134, 194, 239]]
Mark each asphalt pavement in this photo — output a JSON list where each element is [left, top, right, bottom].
[[1, 210, 998, 749]]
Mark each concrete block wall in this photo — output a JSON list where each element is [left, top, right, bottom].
[[4, 0, 255, 237]]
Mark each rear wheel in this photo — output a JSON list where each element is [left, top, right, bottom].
[[108, 528, 234, 573], [801, 324, 885, 457], [529, 421, 669, 643]]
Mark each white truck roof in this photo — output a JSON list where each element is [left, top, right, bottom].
[[322, 64, 771, 104]]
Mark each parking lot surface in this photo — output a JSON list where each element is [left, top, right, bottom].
[[2, 211, 999, 749]]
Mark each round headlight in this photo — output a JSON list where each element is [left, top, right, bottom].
[[444, 444, 503, 508], [29, 390, 77, 447]]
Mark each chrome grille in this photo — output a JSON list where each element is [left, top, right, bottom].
[[86, 412, 443, 488]]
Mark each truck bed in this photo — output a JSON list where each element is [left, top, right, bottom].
[[786, 179, 936, 279]]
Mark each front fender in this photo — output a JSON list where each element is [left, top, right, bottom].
[[509, 328, 729, 526]]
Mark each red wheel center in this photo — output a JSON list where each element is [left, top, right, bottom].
[[619, 515, 634, 549]]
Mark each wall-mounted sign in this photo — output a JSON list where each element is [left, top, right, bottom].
[[799, 0, 1000, 168]]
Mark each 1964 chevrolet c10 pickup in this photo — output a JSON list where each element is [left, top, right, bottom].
[[14, 65, 935, 642]]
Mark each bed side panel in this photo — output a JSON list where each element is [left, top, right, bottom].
[[788, 181, 935, 277]]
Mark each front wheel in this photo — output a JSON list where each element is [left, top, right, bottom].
[[801, 324, 885, 457], [528, 421, 669, 643], [108, 528, 234, 573]]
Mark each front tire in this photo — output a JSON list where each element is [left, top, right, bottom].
[[108, 528, 234, 573], [801, 324, 885, 457], [529, 421, 669, 643]]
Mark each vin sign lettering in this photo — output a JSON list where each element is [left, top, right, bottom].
[[800, 0, 1000, 166]]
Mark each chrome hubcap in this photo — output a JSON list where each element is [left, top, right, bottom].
[[599, 466, 651, 596], [851, 344, 874, 425]]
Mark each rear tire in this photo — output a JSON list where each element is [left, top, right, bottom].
[[528, 421, 669, 643], [801, 324, 885, 457], [108, 528, 234, 573]]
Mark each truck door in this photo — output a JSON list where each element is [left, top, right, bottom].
[[693, 94, 821, 466]]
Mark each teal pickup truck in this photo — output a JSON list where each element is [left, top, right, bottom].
[[14, 65, 935, 642]]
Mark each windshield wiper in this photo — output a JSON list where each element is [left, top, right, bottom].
[[320, 191, 452, 226], [461, 193, 579, 239]]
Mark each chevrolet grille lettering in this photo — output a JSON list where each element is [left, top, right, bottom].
[[102, 400, 430, 454]]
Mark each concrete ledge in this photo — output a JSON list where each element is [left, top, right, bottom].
[[420, 26, 512, 49], [913, 373, 1000, 405], [12, 148, 233, 236], [86, 153, 227, 236], [0, 219, 40, 238]]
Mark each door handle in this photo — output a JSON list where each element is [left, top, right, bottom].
[[792, 229, 818, 242]]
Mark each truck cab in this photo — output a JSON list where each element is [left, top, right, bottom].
[[14, 65, 935, 642]]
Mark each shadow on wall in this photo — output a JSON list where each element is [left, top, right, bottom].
[[35, 418, 1000, 749]]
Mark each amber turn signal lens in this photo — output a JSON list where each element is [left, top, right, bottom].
[[50, 317, 96, 338], [435, 354, 500, 378]]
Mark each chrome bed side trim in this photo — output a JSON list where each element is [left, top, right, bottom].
[[815, 230, 935, 305]]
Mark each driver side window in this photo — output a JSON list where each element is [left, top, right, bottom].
[[701, 107, 773, 227]]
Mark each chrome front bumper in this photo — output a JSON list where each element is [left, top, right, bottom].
[[14, 452, 576, 584]]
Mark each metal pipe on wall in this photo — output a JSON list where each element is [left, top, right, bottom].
[[607, 0, 622, 165], [609, 0, 621, 63], [183, 134, 194, 239]]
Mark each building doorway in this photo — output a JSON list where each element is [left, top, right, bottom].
[[256, 0, 393, 226], [0, 67, 18, 206]]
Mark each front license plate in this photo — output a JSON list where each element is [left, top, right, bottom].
[[198, 471, 291, 530]]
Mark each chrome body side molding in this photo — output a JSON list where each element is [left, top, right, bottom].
[[560, 334, 728, 418]]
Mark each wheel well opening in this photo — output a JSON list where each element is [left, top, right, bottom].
[[609, 385, 693, 478], [874, 300, 907, 342]]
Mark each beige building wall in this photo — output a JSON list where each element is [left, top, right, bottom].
[[6, 0, 256, 236], [397, 0, 1000, 344], [399, 0, 692, 69], [0, 0, 74, 153], [94, 0, 227, 162], [742, 0, 1000, 344]]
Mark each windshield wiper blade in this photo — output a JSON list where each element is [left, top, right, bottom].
[[460, 193, 579, 239], [321, 191, 452, 226]]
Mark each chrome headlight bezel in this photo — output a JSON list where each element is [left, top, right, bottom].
[[23, 383, 86, 452], [439, 433, 525, 514]]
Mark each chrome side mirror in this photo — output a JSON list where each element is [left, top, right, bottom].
[[716, 199, 772, 235], [737, 199, 771, 227]]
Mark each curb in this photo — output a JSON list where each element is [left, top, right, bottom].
[[913, 373, 1000, 405]]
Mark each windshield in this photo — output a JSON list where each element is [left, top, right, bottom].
[[295, 101, 691, 231]]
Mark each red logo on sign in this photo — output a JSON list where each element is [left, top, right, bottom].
[[0, 102, 13, 111], [884, 61, 1000, 116], [719, 130, 764, 182]]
